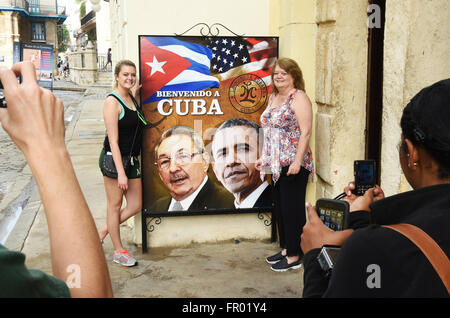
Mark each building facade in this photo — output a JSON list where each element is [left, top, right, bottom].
[[0, 0, 66, 68]]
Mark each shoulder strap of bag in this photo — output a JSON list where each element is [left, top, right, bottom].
[[383, 223, 450, 294]]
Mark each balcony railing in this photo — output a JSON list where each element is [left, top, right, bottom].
[[81, 10, 95, 26], [0, 0, 29, 11], [0, 1, 66, 16]]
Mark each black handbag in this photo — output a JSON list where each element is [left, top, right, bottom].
[[101, 151, 132, 178]]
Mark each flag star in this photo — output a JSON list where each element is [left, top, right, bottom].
[[217, 56, 221, 61], [222, 39, 228, 45], [146, 56, 167, 76], [241, 56, 248, 63], [218, 67, 223, 72], [231, 40, 235, 46], [233, 53, 238, 58], [223, 58, 227, 64], [212, 53, 216, 58], [238, 44, 244, 50], [212, 46, 217, 51], [221, 48, 226, 52], [229, 61, 234, 67], [213, 64, 217, 70], [225, 49, 231, 55], [215, 40, 219, 44]]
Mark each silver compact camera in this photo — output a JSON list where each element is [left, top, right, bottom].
[[316, 245, 341, 278]]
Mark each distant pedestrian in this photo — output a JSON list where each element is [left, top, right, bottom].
[[57, 58, 64, 80], [64, 57, 69, 78], [104, 48, 112, 71]]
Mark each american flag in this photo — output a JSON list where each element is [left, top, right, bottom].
[[206, 37, 278, 93]]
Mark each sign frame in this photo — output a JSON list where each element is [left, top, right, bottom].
[[138, 33, 279, 252]]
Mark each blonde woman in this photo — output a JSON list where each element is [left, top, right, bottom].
[[98, 60, 145, 266]]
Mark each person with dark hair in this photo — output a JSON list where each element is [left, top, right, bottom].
[[97, 59, 144, 267], [258, 57, 314, 272], [151, 125, 234, 212], [104, 48, 112, 71], [212, 118, 273, 208], [0, 61, 113, 297], [301, 79, 450, 297]]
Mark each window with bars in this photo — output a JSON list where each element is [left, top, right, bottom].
[[29, 0, 41, 13], [32, 22, 46, 41]]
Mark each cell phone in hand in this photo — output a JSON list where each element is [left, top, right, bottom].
[[352, 160, 376, 195], [316, 198, 350, 231]]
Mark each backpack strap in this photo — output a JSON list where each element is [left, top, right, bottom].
[[383, 223, 450, 294]]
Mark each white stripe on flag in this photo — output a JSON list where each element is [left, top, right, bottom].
[[218, 57, 277, 81], [166, 69, 220, 86], [159, 45, 211, 67], [248, 40, 270, 53]]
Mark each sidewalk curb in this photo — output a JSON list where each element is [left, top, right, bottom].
[[4, 180, 41, 252]]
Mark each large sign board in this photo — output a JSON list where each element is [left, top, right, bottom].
[[14, 42, 54, 90], [139, 35, 278, 216]]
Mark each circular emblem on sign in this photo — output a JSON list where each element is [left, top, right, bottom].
[[228, 74, 268, 114]]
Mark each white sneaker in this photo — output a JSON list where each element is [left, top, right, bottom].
[[113, 250, 137, 267]]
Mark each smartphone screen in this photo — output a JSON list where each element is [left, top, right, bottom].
[[316, 199, 349, 231], [317, 206, 345, 230], [354, 160, 376, 195], [358, 161, 375, 185]]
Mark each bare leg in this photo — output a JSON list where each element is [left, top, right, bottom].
[[103, 176, 125, 252], [99, 178, 142, 243]]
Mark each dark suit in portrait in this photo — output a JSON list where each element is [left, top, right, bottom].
[[253, 184, 274, 208], [150, 178, 235, 213]]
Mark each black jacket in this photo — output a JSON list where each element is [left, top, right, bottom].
[[150, 178, 235, 213], [303, 184, 450, 298], [253, 184, 274, 208]]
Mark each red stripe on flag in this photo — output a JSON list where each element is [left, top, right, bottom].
[[249, 48, 277, 63]]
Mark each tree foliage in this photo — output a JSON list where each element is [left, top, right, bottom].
[[57, 24, 70, 53]]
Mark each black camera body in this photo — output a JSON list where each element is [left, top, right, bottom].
[[352, 159, 376, 195]]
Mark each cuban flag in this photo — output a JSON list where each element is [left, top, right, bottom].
[[140, 36, 220, 104]]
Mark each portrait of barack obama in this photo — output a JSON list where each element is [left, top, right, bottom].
[[211, 118, 273, 209]]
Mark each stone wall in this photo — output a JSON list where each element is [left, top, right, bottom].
[[381, 0, 450, 195], [68, 41, 98, 85], [315, 0, 368, 198], [0, 11, 19, 68]]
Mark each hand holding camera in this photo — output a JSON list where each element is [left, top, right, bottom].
[[341, 160, 385, 212], [301, 202, 354, 255], [0, 62, 65, 158]]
